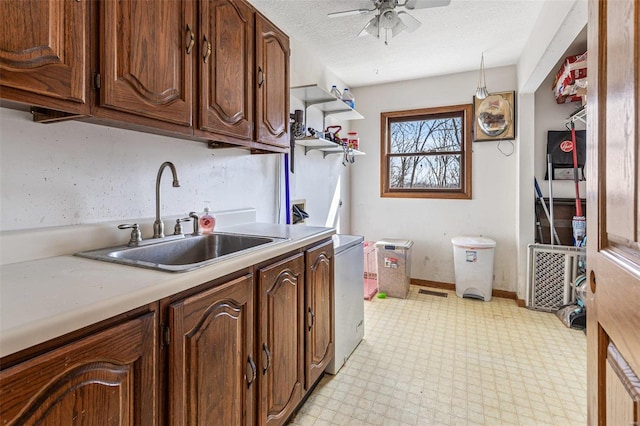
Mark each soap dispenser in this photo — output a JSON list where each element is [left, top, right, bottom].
[[199, 203, 216, 234]]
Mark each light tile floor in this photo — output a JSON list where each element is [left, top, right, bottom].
[[289, 285, 587, 426]]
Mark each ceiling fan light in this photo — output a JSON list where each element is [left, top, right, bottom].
[[397, 11, 421, 32], [380, 10, 398, 29], [359, 16, 380, 37], [391, 19, 408, 37]]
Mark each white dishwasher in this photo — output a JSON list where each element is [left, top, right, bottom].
[[326, 234, 365, 375]]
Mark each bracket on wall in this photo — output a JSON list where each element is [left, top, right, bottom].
[[30, 107, 85, 123]]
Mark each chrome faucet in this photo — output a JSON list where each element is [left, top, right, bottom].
[[153, 161, 180, 238]]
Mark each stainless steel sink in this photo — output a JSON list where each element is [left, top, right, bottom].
[[75, 232, 288, 272]]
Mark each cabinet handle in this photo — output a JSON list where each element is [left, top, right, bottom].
[[246, 355, 257, 387], [185, 24, 195, 55], [262, 343, 271, 375], [258, 66, 265, 88], [203, 36, 212, 63], [308, 307, 316, 331]]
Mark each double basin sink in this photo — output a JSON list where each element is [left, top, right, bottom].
[[76, 232, 288, 272]]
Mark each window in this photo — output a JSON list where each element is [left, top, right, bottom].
[[380, 104, 473, 199]]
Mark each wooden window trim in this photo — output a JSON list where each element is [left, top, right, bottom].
[[380, 104, 473, 199]]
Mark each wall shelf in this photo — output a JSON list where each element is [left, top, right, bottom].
[[295, 137, 366, 158], [291, 84, 366, 161], [291, 85, 364, 121]]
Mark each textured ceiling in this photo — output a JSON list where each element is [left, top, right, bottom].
[[251, 0, 548, 87]]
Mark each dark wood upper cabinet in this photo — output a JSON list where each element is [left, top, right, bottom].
[[0, 0, 89, 114], [198, 0, 254, 141], [96, 0, 194, 127], [258, 253, 305, 426], [167, 274, 255, 426], [255, 14, 290, 149], [0, 311, 158, 425], [305, 240, 335, 389]]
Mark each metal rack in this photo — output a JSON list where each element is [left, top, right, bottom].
[[567, 105, 586, 125], [290, 85, 365, 159]]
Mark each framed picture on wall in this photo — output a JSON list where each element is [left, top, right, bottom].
[[473, 91, 516, 141]]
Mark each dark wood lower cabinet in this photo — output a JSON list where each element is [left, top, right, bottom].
[[258, 253, 305, 426], [0, 240, 334, 426], [0, 311, 158, 425], [305, 240, 335, 389], [167, 273, 255, 426]]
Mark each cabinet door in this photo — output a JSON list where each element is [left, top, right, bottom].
[[258, 253, 304, 426], [305, 240, 335, 389], [0, 312, 157, 425], [98, 0, 193, 126], [0, 0, 88, 113], [167, 274, 255, 426], [255, 14, 289, 149], [199, 0, 254, 140]]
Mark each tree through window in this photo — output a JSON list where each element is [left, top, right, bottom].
[[380, 104, 472, 199]]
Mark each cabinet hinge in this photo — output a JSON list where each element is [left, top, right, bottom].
[[163, 325, 170, 346], [93, 73, 101, 90]]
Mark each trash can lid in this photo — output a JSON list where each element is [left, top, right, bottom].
[[375, 239, 414, 249], [451, 236, 496, 248]]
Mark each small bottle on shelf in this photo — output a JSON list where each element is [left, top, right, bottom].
[[199, 202, 216, 234], [342, 88, 355, 109], [330, 85, 342, 99]]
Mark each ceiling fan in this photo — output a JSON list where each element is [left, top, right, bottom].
[[328, 0, 451, 44]]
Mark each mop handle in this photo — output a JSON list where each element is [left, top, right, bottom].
[[570, 123, 583, 217], [535, 178, 561, 245]]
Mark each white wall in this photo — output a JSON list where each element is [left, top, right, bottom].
[[288, 37, 353, 232], [350, 66, 518, 291], [0, 108, 281, 232]]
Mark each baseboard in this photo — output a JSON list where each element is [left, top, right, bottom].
[[411, 278, 522, 304]]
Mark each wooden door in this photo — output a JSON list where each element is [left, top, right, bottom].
[[305, 240, 335, 389], [255, 14, 289, 149], [167, 274, 255, 426], [586, 0, 640, 424], [198, 0, 254, 141], [258, 253, 304, 426], [0, 0, 88, 114], [98, 0, 193, 126], [0, 312, 157, 425]]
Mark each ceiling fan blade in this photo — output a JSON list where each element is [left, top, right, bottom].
[[328, 8, 374, 18], [402, 0, 451, 10], [397, 11, 421, 32]]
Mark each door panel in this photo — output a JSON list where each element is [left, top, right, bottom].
[[0, 0, 87, 110], [305, 241, 334, 389], [255, 15, 289, 148], [0, 312, 157, 425], [99, 0, 193, 126], [259, 254, 304, 426], [586, 0, 640, 423], [199, 0, 254, 140], [168, 274, 255, 426]]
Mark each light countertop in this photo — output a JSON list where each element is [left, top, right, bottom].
[[0, 221, 334, 358]]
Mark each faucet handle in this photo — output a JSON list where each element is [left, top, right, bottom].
[[189, 212, 201, 235], [174, 217, 192, 235], [118, 223, 142, 246]]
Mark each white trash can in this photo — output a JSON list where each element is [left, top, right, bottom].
[[451, 236, 496, 301], [375, 239, 414, 299]]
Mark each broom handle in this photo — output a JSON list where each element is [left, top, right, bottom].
[[548, 154, 556, 245]]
